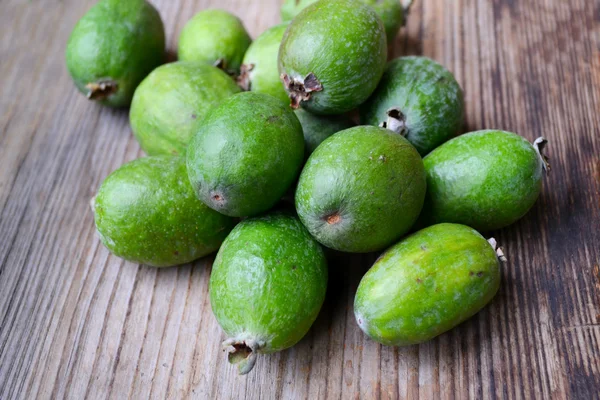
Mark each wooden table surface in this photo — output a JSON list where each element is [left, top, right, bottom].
[[1, 0, 599, 399]]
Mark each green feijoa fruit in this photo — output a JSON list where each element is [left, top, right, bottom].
[[360, 56, 464, 156], [278, 0, 387, 115], [93, 156, 237, 267], [130, 62, 241, 156], [295, 125, 426, 253], [210, 213, 327, 375], [186, 92, 304, 217], [294, 109, 354, 156], [66, 0, 165, 107], [238, 23, 289, 104], [280, 0, 404, 44], [419, 130, 550, 231], [178, 9, 251, 75], [354, 223, 502, 346]]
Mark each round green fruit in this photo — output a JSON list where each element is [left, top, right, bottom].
[[278, 0, 387, 114], [294, 109, 354, 156], [66, 0, 165, 107], [360, 56, 464, 156], [238, 23, 289, 104], [186, 92, 304, 217], [93, 156, 237, 267], [354, 223, 502, 346], [210, 213, 327, 375], [280, 0, 404, 44], [178, 9, 251, 75], [295, 125, 426, 253], [419, 130, 549, 231], [130, 62, 241, 156]]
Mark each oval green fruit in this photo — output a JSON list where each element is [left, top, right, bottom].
[[93, 156, 237, 267], [278, 0, 387, 114], [354, 223, 502, 346], [186, 92, 304, 217], [178, 9, 251, 75], [130, 62, 241, 156], [360, 56, 464, 156], [419, 130, 549, 231], [295, 125, 426, 253], [238, 23, 290, 104], [294, 109, 354, 156], [66, 0, 165, 107], [280, 0, 404, 44], [209, 213, 327, 375]]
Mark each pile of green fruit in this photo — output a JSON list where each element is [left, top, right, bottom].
[[67, 0, 549, 375]]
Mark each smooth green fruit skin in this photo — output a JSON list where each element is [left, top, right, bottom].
[[295, 126, 426, 253], [278, 0, 387, 115], [66, 0, 165, 107], [294, 109, 354, 156], [186, 92, 304, 217], [419, 130, 544, 231], [178, 9, 251, 74], [360, 56, 464, 156], [93, 156, 237, 267], [130, 62, 240, 156], [209, 213, 328, 352], [280, 0, 403, 44], [354, 223, 501, 346], [240, 23, 289, 104]]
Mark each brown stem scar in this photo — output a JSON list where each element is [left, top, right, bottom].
[[324, 212, 341, 225], [237, 63, 254, 91], [223, 339, 261, 375], [85, 79, 118, 100], [487, 237, 508, 262], [281, 72, 323, 109], [379, 107, 408, 136], [533, 137, 550, 173]]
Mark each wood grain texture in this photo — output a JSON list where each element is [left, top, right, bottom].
[[1, 0, 599, 398]]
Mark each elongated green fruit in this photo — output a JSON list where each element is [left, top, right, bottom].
[[355, 223, 503, 346], [360, 56, 464, 156], [419, 130, 549, 231], [278, 0, 387, 114], [238, 23, 290, 104], [178, 9, 251, 75], [66, 0, 165, 107], [210, 213, 327, 374], [130, 62, 240, 156], [93, 156, 236, 267]]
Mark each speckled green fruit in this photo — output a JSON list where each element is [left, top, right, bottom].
[[209, 213, 327, 375], [360, 56, 464, 156], [280, 0, 404, 44], [278, 0, 387, 114], [130, 62, 240, 156], [419, 130, 549, 231], [354, 223, 501, 346], [295, 126, 426, 253], [178, 9, 251, 74], [186, 92, 304, 217], [238, 23, 289, 104], [66, 0, 165, 107], [294, 109, 354, 156], [93, 156, 236, 267]]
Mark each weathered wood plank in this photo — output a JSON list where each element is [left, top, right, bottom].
[[0, 0, 599, 399]]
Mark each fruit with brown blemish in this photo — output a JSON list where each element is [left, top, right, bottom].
[[278, 0, 387, 114], [92, 156, 236, 267], [186, 92, 304, 217], [354, 223, 503, 346], [295, 125, 426, 252], [130, 62, 241, 156], [209, 213, 327, 374], [360, 56, 464, 156], [178, 9, 251, 75], [66, 0, 165, 107], [237, 23, 290, 104], [418, 130, 550, 231]]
